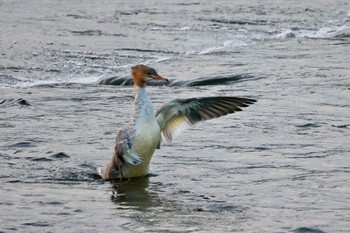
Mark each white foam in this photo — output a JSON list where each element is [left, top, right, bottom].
[[69, 76, 102, 84], [12, 76, 102, 88], [176, 26, 192, 31], [298, 25, 345, 38], [190, 39, 248, 55], [273, 29, 296, 39], [274, 24, 350, 39]]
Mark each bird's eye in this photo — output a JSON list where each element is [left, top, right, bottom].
[[146, 71, 151, 75]]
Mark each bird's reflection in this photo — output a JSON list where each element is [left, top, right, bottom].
[[110, 176, 157, 209]]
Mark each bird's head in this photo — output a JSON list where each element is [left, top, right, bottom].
[[131, 64, 168, 87]]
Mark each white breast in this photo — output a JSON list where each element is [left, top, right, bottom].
[[122, 87, 161, 178]]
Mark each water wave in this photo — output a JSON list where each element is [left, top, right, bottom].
[[273, 25, 350, 39], [1, 75, 108, 89], [0, 98, 31, 107], [97, 74, 259, 87]]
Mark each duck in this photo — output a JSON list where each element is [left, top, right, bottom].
[[99, 64, 256, 180]]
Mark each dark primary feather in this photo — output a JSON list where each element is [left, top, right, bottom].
[[156, 96, 256, 141]]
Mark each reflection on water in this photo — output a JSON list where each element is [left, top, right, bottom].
[[110, 177, 154, 209]]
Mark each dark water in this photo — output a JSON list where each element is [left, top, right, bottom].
[[1, 0, 350, 232]]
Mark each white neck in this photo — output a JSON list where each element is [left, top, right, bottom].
[[131, 86, 154, 124]]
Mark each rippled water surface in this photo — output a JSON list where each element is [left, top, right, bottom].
[[1, 0, 350, 232]]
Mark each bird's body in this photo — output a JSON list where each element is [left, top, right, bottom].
[[99, 65, 256, 180], [123, 86, 161, 178]]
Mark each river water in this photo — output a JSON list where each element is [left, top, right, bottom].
[[1, 0, 350, 232]]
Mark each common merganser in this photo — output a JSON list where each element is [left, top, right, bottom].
[[100, 65, 256, 180]]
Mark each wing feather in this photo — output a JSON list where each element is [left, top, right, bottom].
[[156, 96, 256, 142], [115, 130, 141, 165]]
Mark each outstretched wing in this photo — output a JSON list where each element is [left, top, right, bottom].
[[155, 96, 256, 142]]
